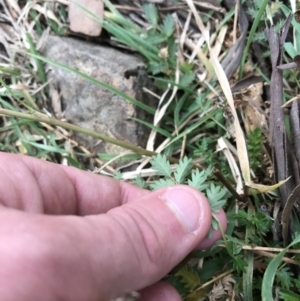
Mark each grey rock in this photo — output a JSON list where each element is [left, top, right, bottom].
[[41, 36, 156, 161]]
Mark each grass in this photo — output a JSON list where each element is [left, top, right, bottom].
[[1, 0, 300, 300]]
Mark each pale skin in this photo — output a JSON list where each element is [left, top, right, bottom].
[[0, 152, 227, 301]]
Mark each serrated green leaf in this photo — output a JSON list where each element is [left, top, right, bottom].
[[150, 154, 172, 177], [161, 14, 175, 37], [144, 34, 166, 45], [233, 254, 247, 273], [211, 218, 219, 231], [148, 60, 168, 75], [188, 169, 208, 191], [150, 178, 175, 190], [206, 183, 227, 201], [294, 278, 300, 290], [211, 200, 227, 213], [132, 174, 146, 188], [114, 171, 123, 180], [174, 156, 194, 183], [179, 72, 195, 87], [276, 267, 293, 290], [279, 289, 300, 301], [175, 266, 201, 290], [206, 183, 227, 212], [143, 3, 158, 26]]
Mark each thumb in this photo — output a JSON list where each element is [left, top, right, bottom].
[[86, 185, 212, 299]]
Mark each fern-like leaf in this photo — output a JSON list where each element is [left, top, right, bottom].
[[276, 267, 294, 289], [279, 289, 300, 301], [113, 171, 123, 180], [161, 14, 175, 37], [148, 60, 168, 75], [132, 174, 146, 188], [206, 183, 227, 213], [143, 3, 158, 26], [150, 154, 172, 177], [188, 169, 208, 191], [179, 72, 195, 87], [150, 178, 175, 190], [174, 156, 194, 183], [175, 266, 201, 290]]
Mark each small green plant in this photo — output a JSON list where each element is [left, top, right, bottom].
[[102, 3, 177, 77], [248, 0, 284, 44], [247, 0, 283, 21], [132, 174, 146, 189], [279, 278, 300, 301], [247, 127, 264, 173], [149, 154, 228, 236], [234, 209, 272, 236], [225, 237, 248, 273], [276, 266, 294, 290]]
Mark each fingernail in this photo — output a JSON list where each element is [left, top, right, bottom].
[[161, 186, 202, 233]]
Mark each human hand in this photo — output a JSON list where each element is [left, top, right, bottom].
[[0, 152, 227, 301]]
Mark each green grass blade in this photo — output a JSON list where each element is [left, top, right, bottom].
[[243, 203, 255, 301], [216, 7, 235, 32], [262, 235, 300, 300], [131, 117, 172, 138], [174, 90, 193, 129], [26, 33, 47, 89], [0, 67, 21, 76], [239, 0, 269, 79], [103, 22, 159, 61], [20, 139, 69, 155], [166, 109, 217, 148]]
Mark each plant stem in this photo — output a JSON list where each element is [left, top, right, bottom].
[[0, 108, 241, 200], [0, 108, 158, 157]]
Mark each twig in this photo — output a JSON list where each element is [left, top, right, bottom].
[[252, 250, 299, 265], [192, 269, 235, 293], [219, 244, 300, 254], [212, 168, 244, 202], [113, 4, 186, 12], [277, 62, 298, 70], [218, 244, 299, 265]]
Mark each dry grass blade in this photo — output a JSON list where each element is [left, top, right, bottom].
[[146, 13, 181, 151], [211, 25, 227, 58], [32, 3, 63, 27], [186, 0, 289, 195], [281, 184, 300, 246], [281, 94, 300, 108], [146, 82, 172, 151], [217, 137, 243, 195]]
